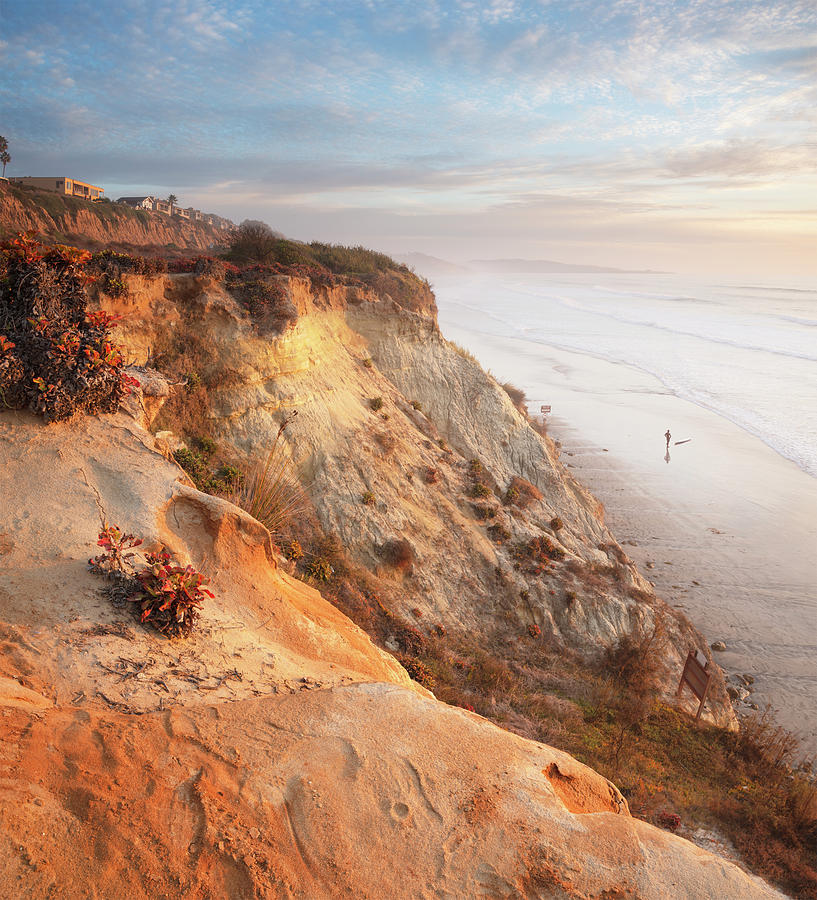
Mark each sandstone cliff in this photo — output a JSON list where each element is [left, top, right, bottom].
[[0, 180, 227, 252], [99, 270, 735, 728], [0, 403, 783, 899]]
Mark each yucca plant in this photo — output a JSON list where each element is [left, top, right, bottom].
[[229, 413, 308, 538]]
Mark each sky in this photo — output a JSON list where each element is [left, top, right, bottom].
[[1, 0, 816, 277]]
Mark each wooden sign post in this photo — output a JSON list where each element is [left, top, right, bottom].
[[677, 650, 713, 722]]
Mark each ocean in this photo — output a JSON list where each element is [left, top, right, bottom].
[[433, 272, 817, 480]]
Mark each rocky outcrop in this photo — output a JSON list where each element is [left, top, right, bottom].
[[97, 271, 735, 728], [0, 181, 225, 251], [0, 408, 418, 710], [0, 387, 783, 899]]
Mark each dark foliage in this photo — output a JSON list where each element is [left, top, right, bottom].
[[225, 220, 286, 265], [0, 233, 136, 421], [166, 256, 239, 278], [398, 655, 436, 689], [88, 248, 167, 280], [487, 523, 511, 543], [380, 538, 415, 570], [227, 274, 299, 333]]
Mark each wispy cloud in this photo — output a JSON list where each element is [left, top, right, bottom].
[[1, 0, 815, 274]]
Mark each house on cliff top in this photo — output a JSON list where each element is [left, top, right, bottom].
[[117, 195, 157, 210], [13, 176, 104, 200]]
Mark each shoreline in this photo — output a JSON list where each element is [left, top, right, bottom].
[[436, 311, 817, 755]]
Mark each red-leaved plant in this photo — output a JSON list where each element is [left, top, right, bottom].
[[91, 524, 142, 574], [133, 550, 213, 637], [656, 810, 682, 832], [89, 525, 212, 637]]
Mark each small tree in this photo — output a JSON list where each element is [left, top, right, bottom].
[[0, 135, 10, 178]]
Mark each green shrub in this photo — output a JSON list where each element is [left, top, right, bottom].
[[487, 523, 510, 544], [370, 396, 383, 411], [362, 490, 376, 506], [470, 482, 492, 499], [173, 447, 210, 490], [228, 276, 298, 333], [399, 656, 435, 689], [224, 220, 282, 265], [304, 557, 333, 582], [194, 435, 217, 456], [208, 464, 244, 493]]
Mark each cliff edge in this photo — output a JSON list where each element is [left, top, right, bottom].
[[99, 268, 735, 728]]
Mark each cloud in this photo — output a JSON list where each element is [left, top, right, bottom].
[[1, 1, 815, 276], [662, 139, 817, 179]]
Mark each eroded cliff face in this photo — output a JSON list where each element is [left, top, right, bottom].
[[99, 271, 735, 728], [0, 406, 781, 899], [0, 181, 225, 251]]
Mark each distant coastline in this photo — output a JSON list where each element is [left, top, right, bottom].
[[400, 251, 667, 278], [469, 258, 669, 275]]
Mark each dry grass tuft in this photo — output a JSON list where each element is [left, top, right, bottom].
[[229, 414, 307, 538]]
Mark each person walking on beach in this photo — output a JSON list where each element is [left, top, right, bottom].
[[665, 428, 671, 449]]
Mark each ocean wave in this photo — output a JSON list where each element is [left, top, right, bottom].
[[511, 327, 817, 479], [773, 314, 817, 327], [727, 284, 817, 296], [549, 295, 817, 362]]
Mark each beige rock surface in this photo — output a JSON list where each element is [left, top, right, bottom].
[[0, 393, 784, 899], [0, 682, 783, 899], [0, 408, 419, 712]]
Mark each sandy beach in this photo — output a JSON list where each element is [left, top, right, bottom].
[[436, 317, 817, 755]]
